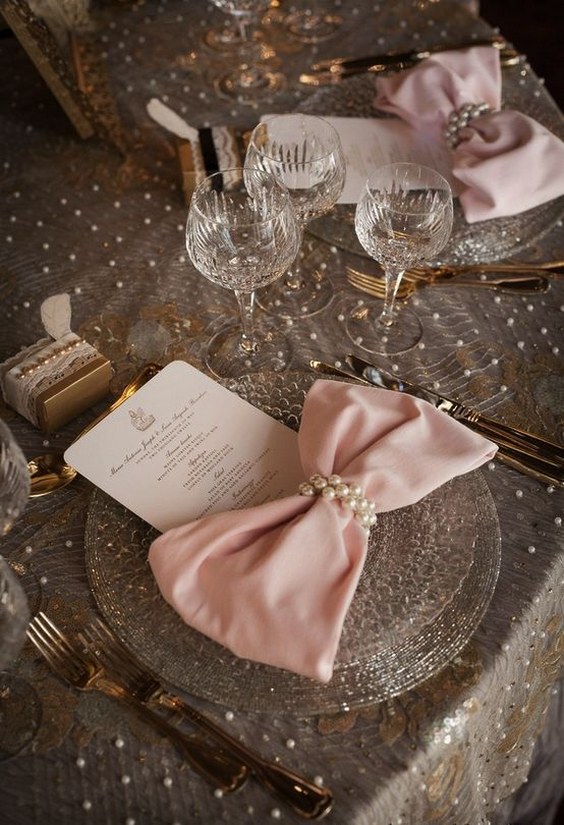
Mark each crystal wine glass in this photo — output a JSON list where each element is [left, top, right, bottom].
[[1, 418, 31, 670], [1, 419, 30, 538], [207, 0, 284, 103], [346, 162, 453, 356], [185, 167, 301, 378], [282, 1, 343, 43], [245, 113, 346, 318], [204, 0, 268, 51]]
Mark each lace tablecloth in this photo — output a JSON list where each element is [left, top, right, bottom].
[[0, 1, 563, 824]]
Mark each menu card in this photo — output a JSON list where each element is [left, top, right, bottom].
[[65, 361, 303, 532], [329, 117, 455, 203], [260, 115, 454, 203]]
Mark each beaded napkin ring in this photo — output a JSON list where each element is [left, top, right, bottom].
[[444, 101, 491, 149], [299, 473, 377, 530]]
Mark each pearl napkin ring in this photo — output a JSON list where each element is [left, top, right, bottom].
[[299, 473, 378, 530], [444, 101, 491, 149]]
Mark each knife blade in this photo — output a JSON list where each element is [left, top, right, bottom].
[[345, 354, 564, 469], [310, 35, 507, 72], [308, 358, 564, 487]]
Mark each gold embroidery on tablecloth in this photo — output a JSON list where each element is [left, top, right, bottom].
[[497, 613, 563, 755], [425, 751, 464, 821]]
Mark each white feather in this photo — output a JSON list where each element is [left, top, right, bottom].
[[146, 98, 199, 142], [41, 294, 72, 339]]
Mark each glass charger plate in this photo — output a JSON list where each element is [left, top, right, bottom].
[[299, 73, 564, 264], [85, 371, 501, 716]]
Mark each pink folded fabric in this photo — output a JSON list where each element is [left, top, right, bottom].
[[148, 380, 497, 682], [374, 45, 564, 222]]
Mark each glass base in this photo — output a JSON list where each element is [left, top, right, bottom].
[[205, 322, 291, 379], [345, 300, 423, 356], [256, 272, 334, 319], [214, 65, 285, 104], [284, 11, 343, 43], [203, 25, 264, 52]]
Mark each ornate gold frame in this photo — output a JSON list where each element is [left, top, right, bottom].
[[1, 0, 99, 137]]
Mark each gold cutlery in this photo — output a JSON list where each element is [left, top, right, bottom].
[[346, 354, 564, 472], [28, 363, 162, 497], [346, 267, 549, 300], [26, 612, 248, 793], [407, 260, 564, 279], [300, 47, 520, 85], [310, 35, 507, 72], [308, 358, 564, 487], [79, 619, 333, 821]]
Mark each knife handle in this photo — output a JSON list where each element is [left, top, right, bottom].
[[457, 411, 564, 464], [461, 421, 563, 487], [494, 449, 563, 488]]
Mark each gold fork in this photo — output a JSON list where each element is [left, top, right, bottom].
[[79, 619, 333, 821], [26, 612, 248, 793], [346, 267, 550, 300]]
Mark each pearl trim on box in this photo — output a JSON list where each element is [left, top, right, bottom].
[[298, 473, 377, 530]]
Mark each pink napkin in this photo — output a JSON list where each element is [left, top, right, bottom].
[[374, 45, 564, 222], [148, 380, 497, 682]]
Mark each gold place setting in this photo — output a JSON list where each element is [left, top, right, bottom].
[[1, 1, 564, 824]]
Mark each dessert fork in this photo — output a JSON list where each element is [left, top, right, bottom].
[[79, 619, 333, 820], [346, 267, 549, 300], [26, 612, 248, 793]]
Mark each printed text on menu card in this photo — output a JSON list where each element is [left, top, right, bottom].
[[65, 361, 303, 532]]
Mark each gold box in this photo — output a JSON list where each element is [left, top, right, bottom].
[[1, 333, 112, 433], [35, 356, 112, 432], [176, 126, 247, 205]]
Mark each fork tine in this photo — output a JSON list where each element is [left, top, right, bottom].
[[27, 614, 87, 682], [360, 274, 409, 297], [346, 269, 411, 299], [34, 612, 80, 659], [79, 622, 160, 705], [80, 624, 144, 684]]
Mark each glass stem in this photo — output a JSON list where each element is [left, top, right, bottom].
[[236, 17, 249, 43], [234, 289, 259, 357], [283, 225, 304, 291], [380, 268, 405, 327]]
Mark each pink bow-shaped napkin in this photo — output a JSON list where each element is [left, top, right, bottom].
[[374, 45, 564, 222], [148, 380, 497, 682]]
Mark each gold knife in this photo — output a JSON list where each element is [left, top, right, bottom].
[[345, 354, 564, 464], [300, 47, 519, 84], [307, 358, 564, 487], [310, 35, 507, 72]]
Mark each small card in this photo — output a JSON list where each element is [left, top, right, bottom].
[[65, 361, 303, 532]]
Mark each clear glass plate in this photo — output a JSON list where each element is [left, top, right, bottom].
[[85, 371, 501, 716], [300, 74, 564, 264]]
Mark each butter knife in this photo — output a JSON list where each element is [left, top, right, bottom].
[[308, 358, 564, 487], [310, 35, 507, 72], [346, 354, 564, 465]]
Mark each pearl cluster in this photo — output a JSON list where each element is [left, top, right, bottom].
[[298, 474, 377, 530], [17, 337, 82, 378], [444, 101, 491, 149]]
